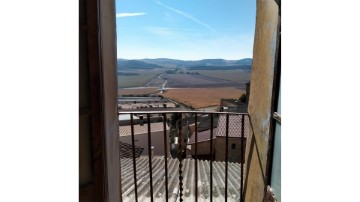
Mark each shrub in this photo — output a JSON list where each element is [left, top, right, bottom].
[[239, 93, 246, 103]]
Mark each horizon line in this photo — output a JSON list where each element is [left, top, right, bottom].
[[117, 57, 253, 61]]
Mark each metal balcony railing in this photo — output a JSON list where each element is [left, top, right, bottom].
[[119, 111, 249, 202]]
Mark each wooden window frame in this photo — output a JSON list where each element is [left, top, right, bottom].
[[80, 0, 120, 201]]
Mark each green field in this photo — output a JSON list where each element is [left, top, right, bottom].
[[189, 70, 251, 82], [118, 72, 158, 88]]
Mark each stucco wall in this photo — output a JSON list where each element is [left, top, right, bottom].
[[190, 141, 214, 156], [215, 137, 247, 163], [243, 0, 279, 201], [120, 130, 171, 156]]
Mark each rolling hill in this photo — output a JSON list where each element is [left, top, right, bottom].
[[117, 59, 162, 69], [118, 58, 252, 70]]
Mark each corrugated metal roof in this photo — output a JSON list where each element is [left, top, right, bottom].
[[216, 115, 249, 138], [121, 157, 243, 202]]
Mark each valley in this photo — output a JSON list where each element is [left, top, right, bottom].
[[117, 58, 252, 109]]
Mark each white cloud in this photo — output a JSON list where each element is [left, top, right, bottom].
[[116, 12, 146, 18], [147, 27, 198, 31], [147, 28, 175, 37], [154, 1, 216, 32], [145, 27, 200, 39]]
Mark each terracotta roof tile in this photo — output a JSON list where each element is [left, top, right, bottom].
[[188, 115, 248, 144], [188, 128, 217, 144], [119, 142, 144, 158], [216, 115, 249, 138]]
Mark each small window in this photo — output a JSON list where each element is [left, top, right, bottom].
[[231, 144, 236, 150]]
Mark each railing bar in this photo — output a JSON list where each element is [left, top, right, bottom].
[[178, 113, 183, 202], [119, 112, 251, 202], [147, 114, 154, 202], [118, 111, 248, 115], [240, 114, 245, 202], [130, 114, 138, 202], [163, 113, 169, 201], [210, 113, 214, 202], [194, 113, 198, 202], [225, 114, 229, 202]]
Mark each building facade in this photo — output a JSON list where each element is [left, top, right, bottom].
[[189, 115, 249, 163]]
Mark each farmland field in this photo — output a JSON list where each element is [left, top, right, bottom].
[[118, 88, 159, 95], [146, 73, 246, 88], [145, 77, 164, 87], [189, 69, 251, 82], [162, 87, 245, 109], [118, 69, 250, 88], [117, 71, 159, 88]]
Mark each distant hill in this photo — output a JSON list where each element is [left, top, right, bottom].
[[194, 59, 228, 66], [117, 59, 162, 69], [141, 58, 185, 65], [190, 58, 252, 66], [117, 58, 252, 69], [232, 58, 253, 65], [140, 58, 186, 68], [187, 65, 252, 70]]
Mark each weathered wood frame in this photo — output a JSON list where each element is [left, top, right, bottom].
[[79, 0, 120, 201]]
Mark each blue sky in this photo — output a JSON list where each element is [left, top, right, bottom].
[[116, 0, 256, 60]]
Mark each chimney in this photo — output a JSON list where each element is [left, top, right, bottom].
[[151, 146, 154, 159], [139, 115, 144, 126]]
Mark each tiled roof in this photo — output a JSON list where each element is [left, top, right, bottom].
[[119, 122, 169, 136], [197, 115, 219, 132], [188, 128, 218, 144], [119, 142, 144, 158], [216, 115, 249, 138], [188, 115, 248, 144], [120, 157, 243, 202]]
